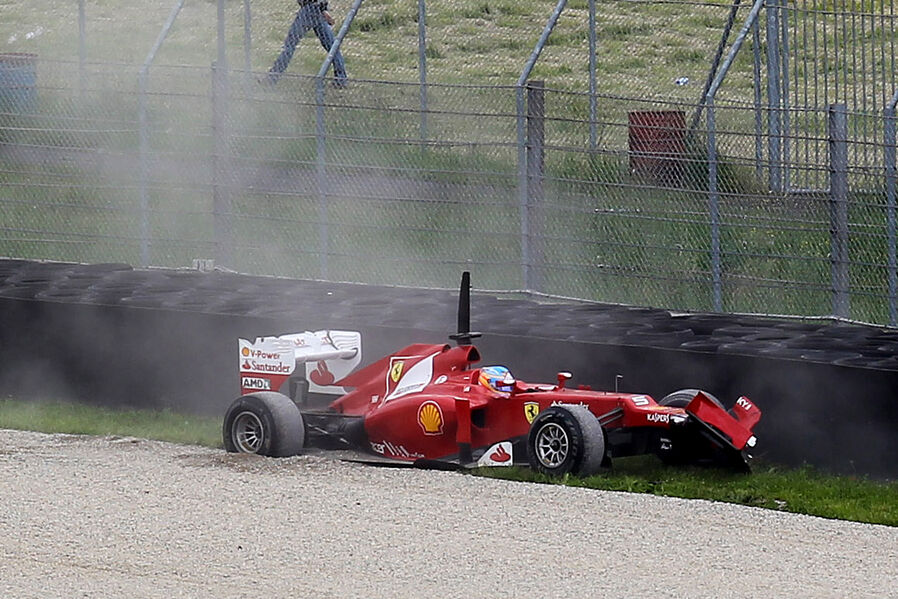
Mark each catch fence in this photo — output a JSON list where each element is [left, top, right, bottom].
[[1, 0, 896, 326]]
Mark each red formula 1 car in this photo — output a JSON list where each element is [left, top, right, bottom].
[[223, 274, 761, 475]]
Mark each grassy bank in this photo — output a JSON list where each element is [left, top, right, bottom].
[[477, 460, 898, 527], [1, 0, 744, 96], [2, 398, 896, 527], [0, 399, 221, 448]]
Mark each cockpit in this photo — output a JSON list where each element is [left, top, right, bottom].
[[478, 365, 516, 393]]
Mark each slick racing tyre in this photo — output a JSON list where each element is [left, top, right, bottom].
[[223, 392, 305, 457], [527, 406, 605, 477], [659, 388, 725, 410]]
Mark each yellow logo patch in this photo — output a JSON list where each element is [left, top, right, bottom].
[[390, 360, 404, 383], [418, 401, 444, 435], [524, 402, 540, 424]]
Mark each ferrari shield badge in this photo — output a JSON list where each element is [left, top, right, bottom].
[[390, 360, 404, 382], [385, 353, 438, 402], [524, 402, 540, 424]]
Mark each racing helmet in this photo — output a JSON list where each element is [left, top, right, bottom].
[[479, 365, 515, 393]]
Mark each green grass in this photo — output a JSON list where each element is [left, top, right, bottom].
[[2, 398, 897, 526], [0, 0, 754, 95], [475, 457, 898, 527], [0, 398, 222, 448]]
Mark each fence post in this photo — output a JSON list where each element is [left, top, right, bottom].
[[829, 103, 850, 319], [885, 105, 897, 326], [316, 77, 329, 279], [217, 0, 227, 72], [694, 0, 763, 312], [527, 81, 545, 202], [312, 0, 362, 280], [138, 73, 150, 267], [588, 0, 597, 150], [779, 0, 791, 192], [136, 0, 186, 267], [707, 98, 723, 312], [316, 0, 364, 84], [243, 0, 252, 86], [78, 0, 86, 96], [211, 61, 232, 267], [688, 0, 741, 134], [527, 81, 545, 291], [418, 0, 428, 142], [516, 85, 530, 290], [766, 0, 783, 193], [515, 0, 566, 291], [212, 0, 232, 266], [752, 17, 763, 180]]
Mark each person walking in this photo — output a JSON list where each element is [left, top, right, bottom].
[[266, 0, 348, 86]]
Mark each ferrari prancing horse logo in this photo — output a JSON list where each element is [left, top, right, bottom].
[[390, 360, 404, 383], [524, 402, 540, 424]]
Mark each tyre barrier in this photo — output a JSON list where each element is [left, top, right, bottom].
[[1, 258, 897, 477]]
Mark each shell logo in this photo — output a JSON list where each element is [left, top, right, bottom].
[[417, 401, 444, 435], [241, 347, 250, 357]]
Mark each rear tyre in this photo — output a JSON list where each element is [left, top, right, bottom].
[[659, 388, 724, 410], [223, 392, 305, 457], [527, 406, 605, 477]]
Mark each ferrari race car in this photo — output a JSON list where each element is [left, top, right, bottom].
[[223, 274, 762, 476]]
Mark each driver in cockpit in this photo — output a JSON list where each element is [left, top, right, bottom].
[[479, 365, 516, 394]]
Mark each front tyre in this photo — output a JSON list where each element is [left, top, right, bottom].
[[657, 388, 725, 466], [527, 406, 605, 477], [659, 388, 724, 410], [223, 392, 305, 457]]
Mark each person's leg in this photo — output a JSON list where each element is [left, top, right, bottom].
[[269, 8, 313, 80], [313, 20, 347, 84]]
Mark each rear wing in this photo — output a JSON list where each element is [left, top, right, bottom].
[[239, 330, 362, 396]]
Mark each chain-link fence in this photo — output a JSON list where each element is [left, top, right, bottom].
[[1, 0, 897, 326]]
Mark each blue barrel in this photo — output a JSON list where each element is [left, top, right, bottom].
[[0, 52, 37, 112]]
